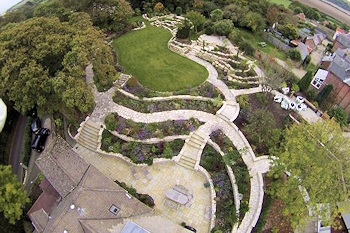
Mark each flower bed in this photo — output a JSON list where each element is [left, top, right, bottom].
[[101, 130, 184, 165], [210, 130, 251, 221], [115, 180, 155, 208], [113, 91, 222, 114], [105, 113, 201, 139], [122, 77, 224, 99], [200, 144, 236, 233]]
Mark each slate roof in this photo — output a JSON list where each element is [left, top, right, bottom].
[[329, 55, 350, 82], [336, 34, 350, 48], [297, 42, 310, 60]]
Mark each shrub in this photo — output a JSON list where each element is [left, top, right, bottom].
[[213, 19, 233, 36], [205, 26, 214, 35], [114, 181, 155, 207], [298, 70, 313, 92], [329, 106, 348, 127], [316, 84, 333, 103], [105, 113, 117, 131], [287, 49, 301, 61], [175, 6, 182, 16]]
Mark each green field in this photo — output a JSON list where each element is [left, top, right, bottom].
[[268, 0, 292, 7], [113, 21, 208, 92]]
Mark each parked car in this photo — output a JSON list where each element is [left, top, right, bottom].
[[31, 117, 41, 134], [31, 128, 50, 152], [184, 225, 197, 232]]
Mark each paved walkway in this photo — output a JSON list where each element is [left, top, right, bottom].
[[75, 19, 274, 233], [73, 146, 212, 233]]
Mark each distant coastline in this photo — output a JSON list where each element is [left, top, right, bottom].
[[0, 0, 23, 15]]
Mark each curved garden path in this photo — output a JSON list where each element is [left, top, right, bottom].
[[77, 15, 272, 233]]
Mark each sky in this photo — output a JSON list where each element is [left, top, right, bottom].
[[0, 0, 23, 15]]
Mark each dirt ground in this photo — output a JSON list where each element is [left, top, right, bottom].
[[296, 0, 350, 26]]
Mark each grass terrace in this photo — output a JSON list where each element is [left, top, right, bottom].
[[268, 0, 292, 7], [112, 20, 208, 92]]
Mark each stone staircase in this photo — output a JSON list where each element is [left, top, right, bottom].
[[114, 74, 131, 88], [74, 118, 103, 151], [177, 130, 209, 170], [216, 100, 240, 123]]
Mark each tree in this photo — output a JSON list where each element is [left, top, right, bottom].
[[328, 106, 349, 127], [316, 84, 333, 103], [244, 11, 266, 33], [287, 49, 302, 61], [186, 10, 206, 33], [244, 109, 281, 154], [0, 15, 116, 121], [0, 165, 30, 224], [60, 0, 134, 32], [175, 6, 182, 15], [154, 2, 165, 13], [260, 62, 289, 92], [302, 55, 311, 67], [210, 9, 223, 22], [176, 19, 191, 39], [266, 6, 281, 26], [298, 70, 313, 92], [278, 23, 299, 40], [213, 19, 233, 36], [268, 120, 350, 229]]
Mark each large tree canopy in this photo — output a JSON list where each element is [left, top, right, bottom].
[[269, 120, 350, 229], [0, 14, 117, 119], [0, 165, 30, 224]]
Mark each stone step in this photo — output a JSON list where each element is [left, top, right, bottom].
[[77, 138, 98, 151], [180, 144, 200, 160], [77, 134, 99, 147], [187, 140, 202, 149], [84, 120, 102, 131], [189, 134, 205, 145], [180, 155, 197, 164], [178, 158, 195, 170], [77, 132, 100, 144], [80, 125, 100, 136]]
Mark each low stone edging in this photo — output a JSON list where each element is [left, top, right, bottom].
[[118, 89, 213, 101], [197, 165, 216, 231]]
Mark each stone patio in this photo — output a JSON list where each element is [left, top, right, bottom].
[[73, 145, 211, 233]]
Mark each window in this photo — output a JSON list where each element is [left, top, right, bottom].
[[109, 205, 120, 215], [311, 77, 325, 89]]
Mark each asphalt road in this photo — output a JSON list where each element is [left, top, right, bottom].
[[9, 114, 27, 181]]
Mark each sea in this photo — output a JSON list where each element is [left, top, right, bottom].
[[0, 0, 23, 15]]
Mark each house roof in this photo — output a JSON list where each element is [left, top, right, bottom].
[[79, 216, 191, 233], [28, 179, 60, 220], [296, 13, 306, 20], [329, 55, 350, 83], [35, 136, 90, 198], [30, 136, 190, 233], [297, 42, 310, 60], [336, 34, 350, 48]]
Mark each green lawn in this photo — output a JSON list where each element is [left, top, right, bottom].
[[112, 21, 208, 92], [268, 0, 292, 7], [235, 28, 288, 61]]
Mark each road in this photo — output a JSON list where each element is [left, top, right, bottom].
[[9, 114, 27, 181]]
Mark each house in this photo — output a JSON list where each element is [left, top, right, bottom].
[[333, 28, 348, 40], [28, 136, 190, 233], [332, 34, 350, 52], [304, 33, 326, 52], [296, 42, 311, 61], [311, 48, 350, 113], [296, 13, 306, 22]]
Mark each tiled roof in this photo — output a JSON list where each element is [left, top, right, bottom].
[[329, 55, 350, 82], [35, 136, 89, 198]]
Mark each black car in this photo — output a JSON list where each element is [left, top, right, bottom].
[[184, 225, 197, 232], [31, 128, 50, 152], [31, 117, 41, 134]]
